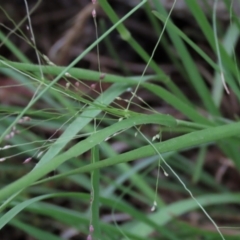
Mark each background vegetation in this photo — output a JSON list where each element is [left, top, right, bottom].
[[0, 0, 240, 239]]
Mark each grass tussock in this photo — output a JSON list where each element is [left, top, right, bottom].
[[0, 0, 240, 239]]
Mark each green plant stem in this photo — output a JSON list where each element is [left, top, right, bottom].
[[90, 145, 101, 239], [0, 60, 139, 84]]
